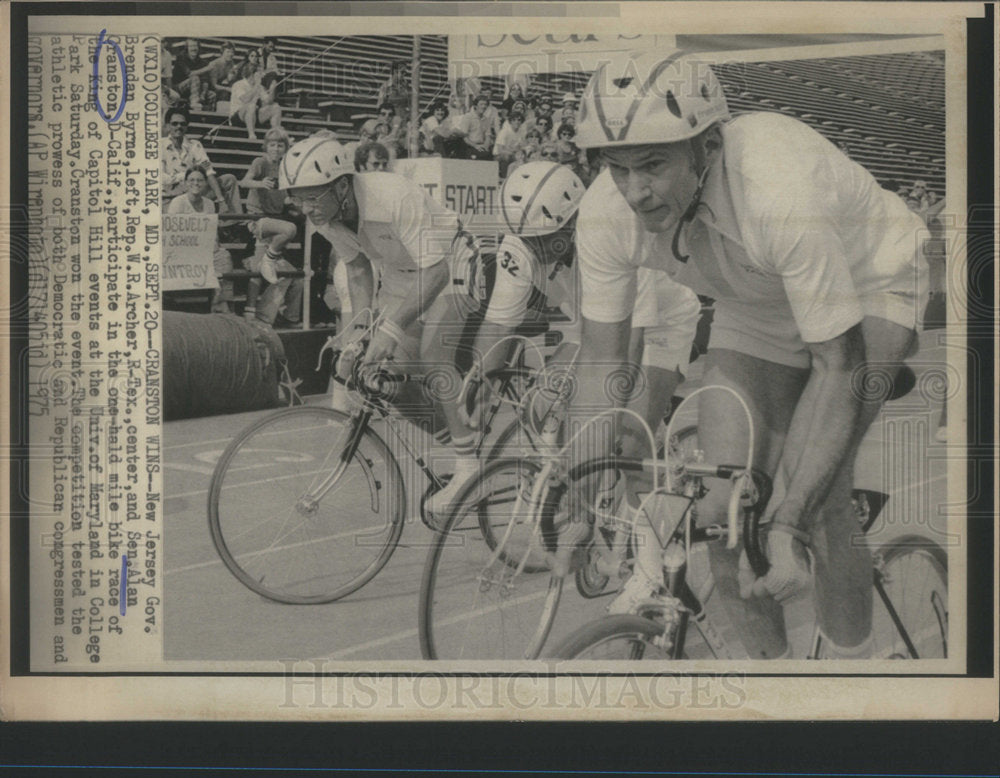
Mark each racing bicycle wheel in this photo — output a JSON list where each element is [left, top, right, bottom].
[[867, 535, 948, 659], [419, 457, 564, 659], [208, 406, 406, 604]]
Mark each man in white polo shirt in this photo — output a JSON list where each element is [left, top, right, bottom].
[[566, 50, 927, 660], [278, 134, 474, 442]]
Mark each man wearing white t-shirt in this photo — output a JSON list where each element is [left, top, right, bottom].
[[277, 135, 473, 440], [567, 51, 927, 660]]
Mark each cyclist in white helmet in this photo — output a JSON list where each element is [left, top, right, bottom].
[[426, 160, 701, 526], [567, 50, 927, 659], [278, 134, 477, 442]]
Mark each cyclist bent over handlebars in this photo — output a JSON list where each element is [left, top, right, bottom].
[[564, 51, 927, 660]]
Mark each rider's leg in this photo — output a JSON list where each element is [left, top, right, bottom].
[[808, 316, 917, 655], [610, 363, 687, 613], [698, 347, 810, 660], [418, 293, 484, 509]]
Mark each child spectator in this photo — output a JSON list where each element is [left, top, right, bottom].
[[239, 128, 303, 328], [167, 168, 235, 313]]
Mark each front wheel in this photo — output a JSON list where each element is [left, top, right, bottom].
[[208, 406, 406, 604], [419, 457, 563, 659], [548, 614, 678, 660]]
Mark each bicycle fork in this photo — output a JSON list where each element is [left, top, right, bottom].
[[296, 410, 376, 513]]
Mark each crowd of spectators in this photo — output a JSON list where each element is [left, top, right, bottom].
[[160, 41, 599, 328], [411, 87, 591, 181], [162, 37, 284, 139]]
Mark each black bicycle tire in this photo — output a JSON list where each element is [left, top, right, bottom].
[[419, 456, 563, 659], [207, 406, 406, 604], [549, 614, 674, 660]]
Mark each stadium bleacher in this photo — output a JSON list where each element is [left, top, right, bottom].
[[171, 35, 944, 200]]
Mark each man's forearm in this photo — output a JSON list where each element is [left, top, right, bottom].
[[569, 318, 632, 498], [775, 331, 866, 529]]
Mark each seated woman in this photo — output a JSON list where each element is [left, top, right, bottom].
[[166, 167, 235, 314], [229, 62, 283, 140]]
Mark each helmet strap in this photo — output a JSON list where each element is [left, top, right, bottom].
[[670, 138, 713, 264]]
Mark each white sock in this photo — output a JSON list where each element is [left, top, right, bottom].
[[820, 631, 873, 659]]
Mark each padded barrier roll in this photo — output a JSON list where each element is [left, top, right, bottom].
[[163, 311, 286, 421]]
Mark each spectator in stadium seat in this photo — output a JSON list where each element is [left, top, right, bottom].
[[354, 141, 391, 172], [230, 62, 283, 141], [162, 107, 242, 213], [203, 42, 238, 109], [376, 103, 408, 158], [419, 101, 448, 155], [501, 83, 526, 117], [521, 126, 543, 161], [167, 168, 235, 314], [171, 38, 212, 112], [534, 114, 555, 144], [239, 127, 304, 328], [260, 38, 282, 77], [554, 122, 588, 183], [452, 95, 495, 160], [531, 96, 554, 133], [161, 39, 181, 113], [493, 111, 527, 178], [431, 94, 469, 158], [478, 87, 503, 138], [377, 60, 411, 124]]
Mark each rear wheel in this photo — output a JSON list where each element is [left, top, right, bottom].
[[419, 457, 564, 659], [870, 535, 948, 659]]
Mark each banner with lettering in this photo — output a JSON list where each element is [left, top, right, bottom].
[[161, 214, 219, 292], [448, 34, 677, 79], [394, 158, 501, 238]]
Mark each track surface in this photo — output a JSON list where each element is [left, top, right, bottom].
[[163, 331, 951, 663]]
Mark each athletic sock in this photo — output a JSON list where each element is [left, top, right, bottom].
[[819, 631, 873, 659]]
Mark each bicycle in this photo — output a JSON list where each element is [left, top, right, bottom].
[[207, 310, 552, 605], [418, 386, 699, 660], [548, 410, 949, 661], [420, 383, 946, 662]]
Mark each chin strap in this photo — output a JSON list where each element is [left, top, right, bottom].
[[670, 140, 714, 264]]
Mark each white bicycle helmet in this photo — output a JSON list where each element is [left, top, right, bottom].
[[279, 135, 353, 190], [576, 50, 730, 149], [500, 161, 585, 237]]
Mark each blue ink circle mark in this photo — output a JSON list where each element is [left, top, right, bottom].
[[92, 29, 129, 124], [120, 555, 128, 616]]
